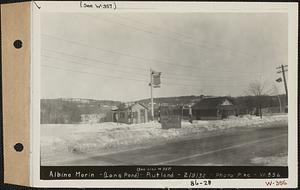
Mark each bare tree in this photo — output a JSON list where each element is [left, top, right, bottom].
[[245, 80, 269, 118], [247, 81, 267, 96]]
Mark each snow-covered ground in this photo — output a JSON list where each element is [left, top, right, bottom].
[[251, 154, 287, 166], [41, 114, 288, 165]]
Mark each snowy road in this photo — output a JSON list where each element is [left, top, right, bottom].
[[61, 125, 288, 166]]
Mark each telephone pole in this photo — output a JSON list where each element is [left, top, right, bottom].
[[276, 65, 288, 106], [150, 69, 154, 120]]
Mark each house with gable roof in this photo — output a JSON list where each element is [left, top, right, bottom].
[[192, 96, 238, 120], [111, 102, 149, 124]]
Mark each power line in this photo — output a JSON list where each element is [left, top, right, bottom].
[[42, 33, 212, 71], [42, 64, 199, 88], [42, 64, 245, 88], [42, 64, 148, 82], [162, 75, 252, 83], [110, 15, 288, 66], [87, 14, 256, 61], [42, 54, 148, 79], [109, 14, 255, 60], [43, 49, 257, 82], [42, 34, 191, 69], [42, 34, 263, 75], [163, 81, 244, 88], [42, 48, 146, 72]]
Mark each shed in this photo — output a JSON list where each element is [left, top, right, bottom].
[[159, 105, 182, 129], [192, 97, 237, 120], [112, 103, 149, 124]]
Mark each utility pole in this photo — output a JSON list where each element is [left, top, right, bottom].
[[150, 69, 154, 120], [277, 95, 282, 113], [276, 65, 288, 106]]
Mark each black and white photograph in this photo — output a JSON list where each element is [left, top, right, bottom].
[[0, 1, 297, 189], [40, 10, 290, 168]]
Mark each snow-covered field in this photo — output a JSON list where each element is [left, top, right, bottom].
[[41, 114, 288, 165], [251, 154, 287, 166]]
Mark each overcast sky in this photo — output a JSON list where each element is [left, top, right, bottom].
[[41, 12, 288, 102]]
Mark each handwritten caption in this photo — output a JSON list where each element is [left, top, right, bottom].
[[190, 179, 212, 186], [41, 166, 288, 181], [80, 1, 117, 10], [265, 180, 287, 187], [46, 168, 284, 179]]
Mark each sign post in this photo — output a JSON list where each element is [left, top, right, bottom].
[[149, 69, 161, 120]]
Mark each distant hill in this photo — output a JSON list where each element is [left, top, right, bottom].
[[41, 98, 121, 124], [137, 95, 210, 108], [41, 94, 286, 124], [40, 96, 208, 124]]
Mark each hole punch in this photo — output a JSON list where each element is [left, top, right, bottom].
[[14, 143, 24, 152], [13, 40, 23, 49]]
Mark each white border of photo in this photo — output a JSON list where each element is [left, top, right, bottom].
[[31, 1, 298, 188]]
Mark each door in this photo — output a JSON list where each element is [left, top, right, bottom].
[[133, 111, 138, 124]]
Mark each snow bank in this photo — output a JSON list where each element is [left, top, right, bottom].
[[251, 155, 287, 166], [188, 114, 288, 131], [41, 114, 288, 164]]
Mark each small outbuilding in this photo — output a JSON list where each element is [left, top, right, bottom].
[[112, 102, 149, 124], [192, 97, 237, 120]]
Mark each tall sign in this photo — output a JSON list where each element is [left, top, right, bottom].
[[149, 69, 161, 120], [152, 71, 161, 88]]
